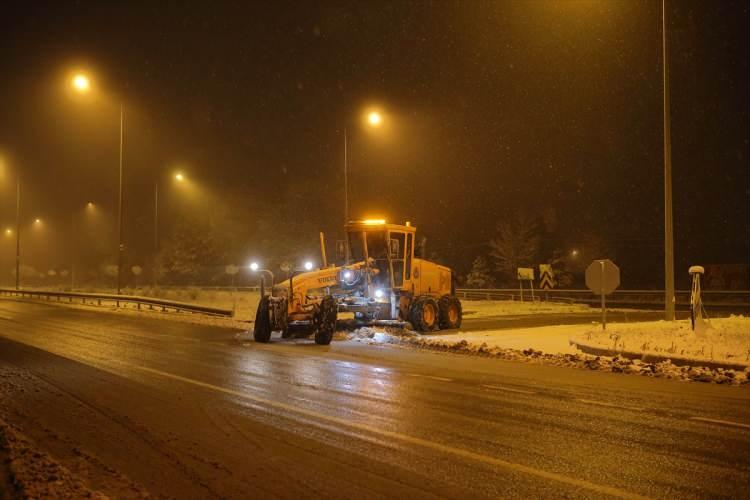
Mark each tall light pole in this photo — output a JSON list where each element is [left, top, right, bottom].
[[71, 211, 75, 290], [15, 175, 20, 290], [153, 172, 186, 287], [343, 109, 383, 262], [154, 180, 159, 288], [662, 0, 675, 321], [116, 102, 124, 294], [70, 202, 95, 290], [344, 110, 383, 222], [71, 73, 126, 295], [344, 127, 348, 228]]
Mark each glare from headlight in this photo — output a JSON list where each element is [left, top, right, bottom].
[[343, 271, 353, 280], [374, 288, 385, 299]]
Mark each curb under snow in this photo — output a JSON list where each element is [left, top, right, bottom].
[[570, 339, 750, 372]]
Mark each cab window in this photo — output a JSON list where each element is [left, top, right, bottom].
[[389, 232, 406, 287], [405, 233, 413, 280]]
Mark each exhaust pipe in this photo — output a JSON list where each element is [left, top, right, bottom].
[[319, 232, 328, 268]]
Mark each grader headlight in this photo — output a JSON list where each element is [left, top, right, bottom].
[[339, 268, 360, 286]]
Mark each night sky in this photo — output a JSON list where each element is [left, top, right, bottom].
[[1, 0, 748, 287]]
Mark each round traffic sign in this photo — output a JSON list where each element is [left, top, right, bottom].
[[585, 259, 620, 295]]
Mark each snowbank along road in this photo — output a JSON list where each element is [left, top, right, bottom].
[[0, 299, 749, 498]]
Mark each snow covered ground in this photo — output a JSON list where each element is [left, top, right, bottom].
[[461, 299, 591, 317], [421, 325, 583, 354], [131, 288, 260, 320], [353, 319, 750, 385], [571, 316, 750, 366], [411, 315, 750, 367]]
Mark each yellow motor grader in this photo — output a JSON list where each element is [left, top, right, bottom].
[[253, 219, 462, 345]]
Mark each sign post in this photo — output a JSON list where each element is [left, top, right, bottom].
[[689, 265, 706, 332], [539, 264, 555, 301], [585, 259, 620, 330], [517, 267, 535, 302]]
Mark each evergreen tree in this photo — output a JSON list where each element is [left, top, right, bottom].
[[464, 256, 495, 288], [488, 212, 541, 285], [158, 216, 225, 284]]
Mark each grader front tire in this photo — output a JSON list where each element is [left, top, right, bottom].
[[410, 296, 439, 332], [438, 295, 462, 330], [253, 295, 273, 343], [314, 295, 338, 345]]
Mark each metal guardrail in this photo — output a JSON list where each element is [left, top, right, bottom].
[[0, 288, 234, 317]]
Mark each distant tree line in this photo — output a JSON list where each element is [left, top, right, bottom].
[[462, 211, 612, 289]]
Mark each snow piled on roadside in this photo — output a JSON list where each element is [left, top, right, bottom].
[[0, 418, 106, 499], [572, 316, 750, 365], [350, 327, 750, 385], [462, 299, 591, 318], [421, 325, 583, 355]]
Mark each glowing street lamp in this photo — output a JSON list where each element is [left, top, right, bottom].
[[33, 218, 41, 225], [303, 261, 314, 271], [343, 107, 386, 261], [71, 74, 91, 93], [0, 163, 22, 289], [153, 171, 189, 287], [71, 201, 98, 290], [249, 262, 274, 297], [367, 111, 382, 127]]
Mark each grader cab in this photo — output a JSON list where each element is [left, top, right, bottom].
[[253, 219, 462, 345]]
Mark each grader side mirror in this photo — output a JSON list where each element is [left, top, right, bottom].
[[389, 238, 400, 259], [335, 240, 346, 261]]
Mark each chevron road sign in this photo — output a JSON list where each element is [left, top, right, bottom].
[[539, 264, 555, 290]]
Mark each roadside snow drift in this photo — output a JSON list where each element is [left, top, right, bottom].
[[571, 316, 750, 366]]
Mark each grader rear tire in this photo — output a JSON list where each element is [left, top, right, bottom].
[[314, 295, 338, 345], [438, 295, 462, 330], [253, 295, 272, 343], [410, 296, 439, 332]]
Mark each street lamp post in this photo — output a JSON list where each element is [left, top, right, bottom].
[[15, 176, 20, 290], [71, 212, 75, 290], [116, 102, 124, 295], [153, 172, 186, 288], [344, 127, 348, 228], [343, 110, 383, 263], [154, 180, 159, 288], [661, 0, 675, 321], [70, 202, 94, 290], [662, 0, 675, 321]]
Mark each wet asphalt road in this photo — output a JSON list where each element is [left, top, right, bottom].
[[0, 299, 749, 499]]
